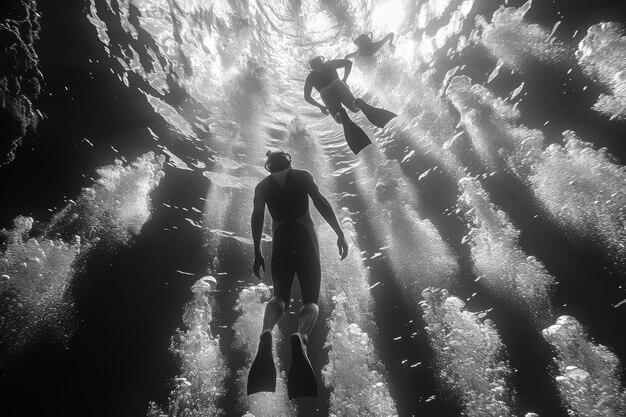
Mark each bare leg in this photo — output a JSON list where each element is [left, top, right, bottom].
[[297, 302, 319, 344], [262, 296, 285, 333]]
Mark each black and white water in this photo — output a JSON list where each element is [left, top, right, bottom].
[[1, 0, 625, 416]]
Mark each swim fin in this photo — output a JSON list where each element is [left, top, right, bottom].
[[287, 333, 318, 399], [355, 98, 397, 128], [247, 330, 277, 395], [339, 108, 371, 155]]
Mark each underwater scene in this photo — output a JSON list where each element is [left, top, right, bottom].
[[1, 0, 625, 416]]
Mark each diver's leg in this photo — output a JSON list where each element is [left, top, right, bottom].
[[319, 85, 343, 124], [249, 235, 297, 395], [287, 223, 320, 399], [264, 227, 296, 333], [297, 303, 319, 345], [262, 296, 285, 332], [294, 223, 322, 344], [331, 80, 359, 112]]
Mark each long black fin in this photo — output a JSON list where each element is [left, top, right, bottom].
[[247, 330, 277, 395], [287, 333, 318, 399], [355, 98, 397, 128], [339, 108, 372, 155]]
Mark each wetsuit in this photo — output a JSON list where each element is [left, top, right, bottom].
[[262, 168, 320, 309], [305, 59, 358, 118]]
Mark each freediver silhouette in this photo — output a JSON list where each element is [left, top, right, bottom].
[[247, 150, 349, 399], [303, 56, 398, 155], [344, 32, 395, 59]]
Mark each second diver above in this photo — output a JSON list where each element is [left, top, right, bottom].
[[345, 32, 395, 59], [303, 56, 397, 155]]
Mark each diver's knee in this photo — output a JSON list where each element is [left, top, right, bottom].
[[269, 296, 287, 312], [301, 302, 319, 313], [333, 112, 343, 124]]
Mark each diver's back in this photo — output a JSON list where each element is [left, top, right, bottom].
[[265, 169, 309, 222]]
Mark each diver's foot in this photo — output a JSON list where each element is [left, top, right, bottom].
[[247, 330, 277, 395], [287, 333, 318, 399]]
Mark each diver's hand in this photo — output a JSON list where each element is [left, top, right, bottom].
[[337, 234, 349, 260], [253, 253, 265, 279], [320, 106, 329, 115]]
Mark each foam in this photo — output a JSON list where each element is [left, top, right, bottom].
[[1, 152, 164, 363], [0, 216, 79, 361], [529, 131, 626, 263], [46, 152, 165, 246], [322, 293, 398, 416], [458, 177, 554, 325], [421, 288, 515, 416], [361, 159, 459, 294], [576, 22, 626, 120], [542, 315, 626, 416], [476, 0, 573, 70], [149, 276, 228, 416]]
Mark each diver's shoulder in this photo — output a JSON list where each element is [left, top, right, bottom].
[[257, 175, 272, 189], [292, 168, 314, 183], [292, 167, 312, 176]]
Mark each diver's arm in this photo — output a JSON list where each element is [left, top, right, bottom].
[[304, 76, 328, 114], [327, 59, 352, 82], [344, 51, 358, 60], [251, 183, 266, 277], [372, 32, 395, 53], [301, 170, 348, 259]]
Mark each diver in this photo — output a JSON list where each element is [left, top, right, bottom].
[[345, 32, 395, 59], [247, 150, 349, 399], [303, 56, 397, 155]]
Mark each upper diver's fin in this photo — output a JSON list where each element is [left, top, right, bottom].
[[287, 333, 318, 399], [247, 330, 277, 395], [355, 98, 397, 128], [338, 108, 372, 155]]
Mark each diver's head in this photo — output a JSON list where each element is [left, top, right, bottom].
[[265, 149, 292, 173], [354, 33, 372, 47], [308, 56, 324, 72]]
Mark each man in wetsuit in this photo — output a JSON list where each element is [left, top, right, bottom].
[[304, 56, 356, 124], [345, 32, 395, 60], [303, 56, 397, 154], [247, 150, 349, 399]]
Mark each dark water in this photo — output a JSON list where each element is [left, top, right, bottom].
[[1, 0, 626, 416]]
